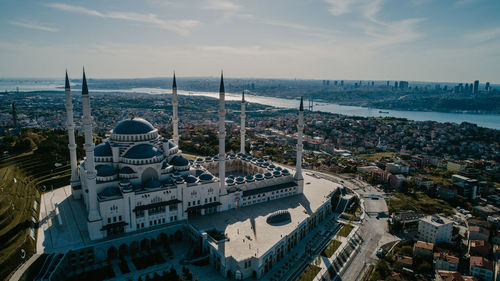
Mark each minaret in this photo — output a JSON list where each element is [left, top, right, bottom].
[[64, 71, 80, 191], [294, 97, 304, 192], [12, 103, 17, 128], [81, 69, 101, 226], [240, 91, 246, 154], [172, 72, 179, 147], [218, 72, 227, 195]]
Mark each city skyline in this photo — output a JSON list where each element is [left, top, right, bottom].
[[1, 0, 500, 83]]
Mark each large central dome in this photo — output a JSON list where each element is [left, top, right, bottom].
[[113, 117, 155, 135]]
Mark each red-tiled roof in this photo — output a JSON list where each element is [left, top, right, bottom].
[[415, 240, 434, 251], [470, 256, 493, 270]]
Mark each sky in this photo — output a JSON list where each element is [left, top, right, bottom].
[[0, 0, 499, 83]]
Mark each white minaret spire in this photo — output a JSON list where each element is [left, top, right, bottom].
[[240, 91, 246, 154], [218, 71, 227, 195], [81, 69, 101, 224], [294, 97, 304, 192], [172, 72, 179, 147], [64, 71, 79, 192]]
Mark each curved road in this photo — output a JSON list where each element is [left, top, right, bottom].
[[307, 171, 392, 281]]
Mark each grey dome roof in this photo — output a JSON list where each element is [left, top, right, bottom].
[[199, 173, 214, 181], [95, 142, 112, 157], [100, 186, 121, 197], [163, 177, 174, 185], [119, 166, 135, 174], [185, 175, 197, 184], [124, 144, 162, 159], [113, 117, 155, 135], [170, 155, 189, 166], [96, 165, 115, 177]]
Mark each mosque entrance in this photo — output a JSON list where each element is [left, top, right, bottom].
[[187, 208, 202, 218], [141, 167, 158, 185]]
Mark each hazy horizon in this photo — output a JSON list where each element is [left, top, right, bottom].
[[1, 0, 500, 83]]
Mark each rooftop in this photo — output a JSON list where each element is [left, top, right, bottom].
[[189, 172, 339, 261], [470, 256, 493, 270], [415, 240, 434, 251]]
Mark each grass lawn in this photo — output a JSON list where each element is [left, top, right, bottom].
[[338, 224, 354, 237], [322, 239, 342, 258], [388, 192, 454, 216], [132, 251, 166, 270], [357, 152, 396, 162], [298, 264, 321, 281], [0, 164, 40, 281]]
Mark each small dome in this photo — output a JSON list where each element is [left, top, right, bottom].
[[195, 169, 205, 177], [163, 177, 174, 185], [96, 165, 115, 177], [226, 178, 235, 185], [264, 172, 273, 178], [95, 142, 112, 157], [124, 144, 162, 159], [261, 162, 270, 167], [170, 155, 189, 166], [235, 177, 245, 183], [119, 166, 135, 174], [205, 157, 213, 162], [213, 156, 219, 161], [282, 169, 290, 175], [196, 158, 204, 162], [257, 159, 265, 163], [275, 166, 283, 171], [185, 175, 197, 184], [144, 178, 161, 189], [168, 141, 175, 149], [174, 176, 184, 184], [100, 186, 121, 198], [268, 164, 276, 169], [255, 173, 264, 180], [245, 175, 255, 182], [113, 117, 155, 135], [199, 173, 214, 181], [273, 171, 282, 177]]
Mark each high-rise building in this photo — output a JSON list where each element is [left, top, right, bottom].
[[485, 82, 490, 92], [473, 80, 479, 94]]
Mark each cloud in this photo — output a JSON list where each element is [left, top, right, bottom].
[[45, 2, 198, 35], [324, 0, 355, 16], [9, 19, 58, 32], [463, 27, 500, 43], [324, 0, 424, 46], [203, 0, 242, 11]]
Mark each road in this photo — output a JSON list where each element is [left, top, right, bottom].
[[307, 171, 393, 281]]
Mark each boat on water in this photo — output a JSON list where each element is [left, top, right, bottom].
[[379, 110, 389, 114]]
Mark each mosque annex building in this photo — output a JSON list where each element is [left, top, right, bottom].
[[36, 71, 344, 280]]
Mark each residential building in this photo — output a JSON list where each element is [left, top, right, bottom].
[[418, 215, 453, 244]]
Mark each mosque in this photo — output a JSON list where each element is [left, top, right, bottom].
[[57, 70, 340, 280]]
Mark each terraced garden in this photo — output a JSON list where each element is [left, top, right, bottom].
[[0, 150, 73, 280]]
